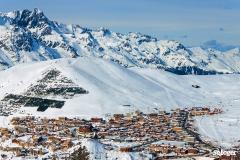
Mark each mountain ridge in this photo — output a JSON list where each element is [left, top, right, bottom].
[[0, 9, 240, 74]]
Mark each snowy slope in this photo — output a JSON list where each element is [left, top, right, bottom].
[[0, 9, 240, 74], [0, 57, 240, 118], [194, 98, 240, 149], [189, 47, 240, 73], [81, 139, 151, 160]]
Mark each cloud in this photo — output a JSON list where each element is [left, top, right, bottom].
[[201, 40, 238, 51]]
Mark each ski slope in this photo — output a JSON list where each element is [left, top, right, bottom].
[[0, 57, 239, 117]]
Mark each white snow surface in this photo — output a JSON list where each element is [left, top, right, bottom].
[[0, 57, 240, 118], [195, 100, 240, 148], [81, 138, 151, 160]]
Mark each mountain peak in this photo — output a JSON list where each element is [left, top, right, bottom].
[[8, 8, 50, 28], [32, 8, 43, 14]]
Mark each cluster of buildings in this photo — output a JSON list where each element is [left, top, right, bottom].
[[0, 107, 233, 159], [0, 116, 93, 158], [94, 107, 222, 158], [188, 107, 223, 116]]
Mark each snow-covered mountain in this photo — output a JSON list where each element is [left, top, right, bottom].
[[0, 9, 240, 74], [0, 57, 240, 117], [189, 47, 240, 73]]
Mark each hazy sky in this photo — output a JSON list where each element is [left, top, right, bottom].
[[0, 0, 239, 46]]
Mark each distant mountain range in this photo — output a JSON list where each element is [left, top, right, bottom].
[[200, 40, 239, 52], [0, 8, 240, 75]]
